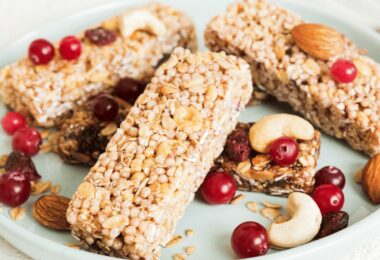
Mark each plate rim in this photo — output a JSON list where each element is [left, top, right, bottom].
[[0, 0, 379, 259]]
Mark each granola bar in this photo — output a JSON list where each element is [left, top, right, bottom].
[[0, 3, 196, 127], [56, 96, 132, 165], [66, 48, 253, 259], [213, 123, 320, 196], [205, 0, 380, 156]]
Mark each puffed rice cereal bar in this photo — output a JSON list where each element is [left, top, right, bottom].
[[66, 48, 253, 259], [205, 0, 380, 156], [213, 123, 321, 196], [0, 3, 196, 127]]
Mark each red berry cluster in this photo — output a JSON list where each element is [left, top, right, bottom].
[[28, 36, 82, 65], [0, 112, 43, 207]]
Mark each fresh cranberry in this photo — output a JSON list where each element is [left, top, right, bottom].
[[331, 59, 357, 83], [28, 39, 55, 65], [1, 112, 27, 135], [5, 152, 41, 181], [115, 77, 145, 104], [59, 36, 81, 60], [269, 136, 299, 166], [313, 184, 344, 215], [225, 129, 251, 162], [92, 94, 119, 122], [0, 171, 31, 207], [231, 221, 269, 258], [200, 171, 237, 205], [85, 27, 117, 46], [12, 127, 42, 156], [315, 166, 345, 189]]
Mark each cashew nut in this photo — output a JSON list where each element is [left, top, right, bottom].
[[249, 114, 314, 153], [268, 192, 322, 248], [118, 9, 167, 38]]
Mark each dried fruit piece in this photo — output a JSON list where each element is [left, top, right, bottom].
[[32, 194, 70, 230], [85, 27, 117, 46], [291, 23, 344, 60], [316, 211, 349, 239], [225, 129, 251, 162], [5, 152, 41, 181], [362, 154, 380, 204]]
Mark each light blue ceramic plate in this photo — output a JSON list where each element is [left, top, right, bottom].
[[0, 0, 379, 259]]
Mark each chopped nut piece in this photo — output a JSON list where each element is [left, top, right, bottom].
[[185, 229, 194, 237], [9, 207, 26, 221], [39, 143, 52, 154], [173, 253, 186, 260], [355, 168, 363, 184], [262, 201, 282, 209], [274, 215, 290, 224], [246, 201, 258, 213], [184, 246, 195, 255], [165, 235, 183, 248], [100, 122, 117, 136], [260, 207, 281, 220], [0, 154, 9, 167], [31, 181, 52, 196], [65, 243, 81, 250], [230, 194, 245, 205], [50, 184, 61, 195]]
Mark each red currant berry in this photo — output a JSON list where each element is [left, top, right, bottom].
[[269, 137, 299, 166], [313, 184, 344, 215], [231, 221, 269, 258], [12, 127, 42, 156], [0, 171, 31, 207], [92, 94, 119, 122], [115, 77, 145, 104], [59, 36, 82, 60], [200, 171, 237, 205], [331, 59, 357, 83], [1, 112, 27, 135], [28, 39, 55, 65], [315, 166, 345, 189]]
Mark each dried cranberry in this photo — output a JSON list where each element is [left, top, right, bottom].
[[115, 77, 145, 104], [225, 129, 251, 162], [85, 27, 117, 46], [316, 211, 349, 239], [5, 151, 41, 181]]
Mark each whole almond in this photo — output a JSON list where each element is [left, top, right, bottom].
[[32, 194, 70, 230], [362, 154, 380, 204], [291, 23, 344, 60]]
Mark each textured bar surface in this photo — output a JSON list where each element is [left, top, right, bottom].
[[213, 123, 320, 196], [66, 48, 253, 259], [205, 0, 380, 156], [0, 3, 196, 127]]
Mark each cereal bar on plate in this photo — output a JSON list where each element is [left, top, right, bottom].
[[0, 3, 196, 127], [66, 48, 253, 259], [205, 0, 380, 156]]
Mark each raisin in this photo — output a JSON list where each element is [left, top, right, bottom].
[[225, 129, 251, 162], [316, 211, 349, 239], [85, 27, 117, 46], [4, 151, 41, 181]]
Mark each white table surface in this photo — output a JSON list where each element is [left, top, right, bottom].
[[0, 0, 380, 259]]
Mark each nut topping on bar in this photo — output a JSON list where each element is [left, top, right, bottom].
[[214, 122, 320, 196], [249, 114, 314, 153], [291, 23, 345, 60], [119, 9, 167, 38]]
